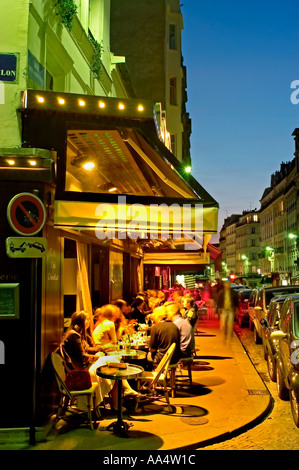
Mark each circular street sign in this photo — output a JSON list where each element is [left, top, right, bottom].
[[7, 192, 46, 236]]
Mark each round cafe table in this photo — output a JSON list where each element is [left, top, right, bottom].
[[116, 349, 146, 361], [97, 363, 143, 436]]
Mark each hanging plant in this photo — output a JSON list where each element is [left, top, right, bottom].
[[89, 35, 103, 79], [55, 0, 78, 31]]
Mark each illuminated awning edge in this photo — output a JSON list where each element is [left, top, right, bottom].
[[143, 251, 210, 265], [54, 200, 218, 235]]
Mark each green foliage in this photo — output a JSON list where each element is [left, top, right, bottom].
[[55, 0, 78, 31], [89, 35, 103, 79]]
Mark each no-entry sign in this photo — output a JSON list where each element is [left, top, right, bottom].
[[7, 193, 46, 236]]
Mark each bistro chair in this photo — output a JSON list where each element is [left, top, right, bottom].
[[51, 352, 100, 431], [176, 355, 194, 385], [167, 350, 195, 397], [135, 343, 176, 413]]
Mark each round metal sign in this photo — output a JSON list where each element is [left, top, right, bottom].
[[7, 192, 46, 236]]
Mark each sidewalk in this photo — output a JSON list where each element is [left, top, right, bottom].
[[4, 319, 272, 451]]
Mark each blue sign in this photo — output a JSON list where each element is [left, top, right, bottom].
[[28, 51, 45, 89], [0, 53, 19, 83]]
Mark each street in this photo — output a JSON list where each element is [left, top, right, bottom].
[[202, 322, 299, 450]]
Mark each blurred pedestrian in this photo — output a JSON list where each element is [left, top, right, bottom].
[[217, 280, 239, 342]]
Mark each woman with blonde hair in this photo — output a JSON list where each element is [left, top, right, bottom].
[[92, 304, 119, 352]]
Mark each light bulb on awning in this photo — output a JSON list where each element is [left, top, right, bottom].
[[83, 161, 95, 170]]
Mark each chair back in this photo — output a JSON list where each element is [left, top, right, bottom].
[[152, 343, 176, 387], [51, 352, 72, 398]]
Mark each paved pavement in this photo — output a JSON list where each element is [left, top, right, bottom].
[[1, 319, 272, 451]]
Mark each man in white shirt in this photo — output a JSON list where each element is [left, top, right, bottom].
[[165, 302, 195, 358]]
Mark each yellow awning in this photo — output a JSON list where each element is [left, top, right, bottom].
[[143, 251, 210, 265], [54, 199, 218, 237]]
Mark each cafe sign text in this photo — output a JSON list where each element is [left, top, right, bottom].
[[0, 53, 19, 83]]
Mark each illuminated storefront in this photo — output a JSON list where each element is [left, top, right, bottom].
[[0, 89, 218, 438]]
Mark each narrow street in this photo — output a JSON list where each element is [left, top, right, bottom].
[[202, 323, 299, 450]]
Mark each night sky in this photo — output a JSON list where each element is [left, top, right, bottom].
[[181, 0, 299, 240]]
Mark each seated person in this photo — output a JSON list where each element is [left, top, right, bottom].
[[147, 306, 181, 367], [61, 310, 121, 410], [92, 304, 119, 352], [165, 302, 195, 358], [130, 297, 146, 324], [181, 296, 198, 330]]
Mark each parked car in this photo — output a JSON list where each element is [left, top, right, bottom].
[[271, 294, 299, 427], [251, 286, 299, 345], [248, 288, 259, 331], [236, 288, 252, 327], [260, 295, 289, 381]]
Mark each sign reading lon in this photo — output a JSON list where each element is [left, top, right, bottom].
[[7, 193, 46, 236], [0, 53, 19, 83], [6, 237, 47, 258]]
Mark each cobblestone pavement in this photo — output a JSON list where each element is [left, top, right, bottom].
[[201, 324, 299, 450]]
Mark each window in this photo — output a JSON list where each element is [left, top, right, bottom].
[[169, 77, 177, 105], [170, 134, 176, 156], [169, 24, 176, 49]]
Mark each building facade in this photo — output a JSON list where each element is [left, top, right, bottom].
[[259, 154, 299, 285], [0, 0, 218, 439], [235, 211, 260, 276], [220, 129, 299, 287], [110, 0, 192, 166]]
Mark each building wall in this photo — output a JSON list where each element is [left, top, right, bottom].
[[0, 0, 140, 430], [220, 134, 299, 285], [110, 0, 189, 163], [235, 212, 260, 275]]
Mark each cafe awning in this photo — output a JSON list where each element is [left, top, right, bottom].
[[21, 90, 219, 245]]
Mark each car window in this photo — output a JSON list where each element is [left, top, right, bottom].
[[257, 291, 263, 308], [280, 301, 290, 333], [265, 292, 276, 307], [268, 304, 275, 325], [241, 290, 252, 300], [248, 291, 256, 306], [294, 303, 299, 338]]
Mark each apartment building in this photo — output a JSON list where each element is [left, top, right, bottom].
[[235, 211, 260, 275], [259, 157, 298, 283], [110, 0, 191, 166], [220, 128, 299, 286]]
